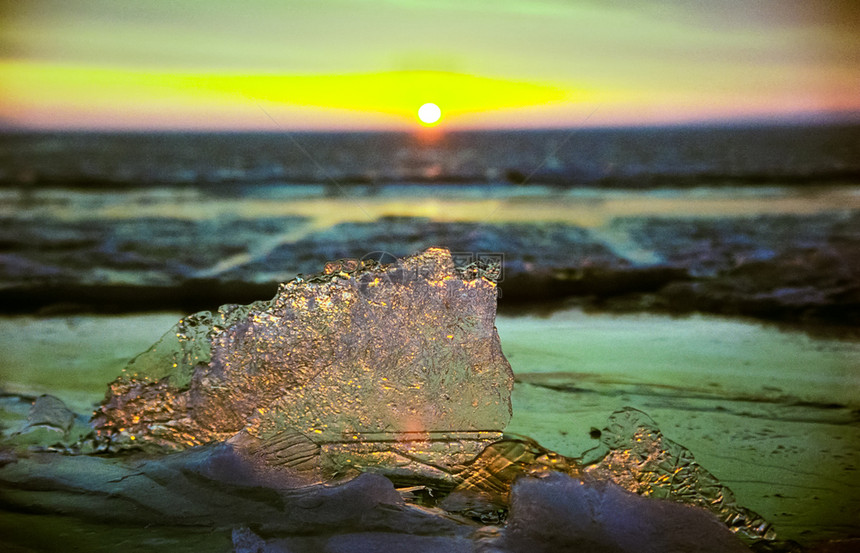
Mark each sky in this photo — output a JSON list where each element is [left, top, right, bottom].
[[1, 0, 858, 130]]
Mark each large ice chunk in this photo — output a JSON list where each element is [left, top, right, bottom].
[[92, 248, 514, 478]]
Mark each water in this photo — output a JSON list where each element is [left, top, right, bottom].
[[1, 124, 857, 323], [1, 124, 859, 187], [2, 124, 858, 300]]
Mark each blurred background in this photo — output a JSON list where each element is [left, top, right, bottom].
[[0, 0, 858, 326], [1, 1, 859, 548]]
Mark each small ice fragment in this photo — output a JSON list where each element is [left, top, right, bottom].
[[26, 394, 74, 433], [584, 407, 777, 542], [12, 394, 75, 445]]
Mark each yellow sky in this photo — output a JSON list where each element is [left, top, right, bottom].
[[1, 1, 858, 130]]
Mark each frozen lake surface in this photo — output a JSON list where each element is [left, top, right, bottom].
[[1, 309, 857, 549]]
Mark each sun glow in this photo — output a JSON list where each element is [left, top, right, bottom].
[[417, 102, 442, 125], [0, 62, 572, 129]]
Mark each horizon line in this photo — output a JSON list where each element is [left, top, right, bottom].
[[3, 110, 860, 134]]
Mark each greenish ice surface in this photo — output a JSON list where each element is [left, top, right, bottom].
[[1, 309, 858, 549]]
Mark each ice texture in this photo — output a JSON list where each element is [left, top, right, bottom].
[[2, 394, 787, 551], [0, 433, 752, 553], [0, 441, 471, 542], [91, 248, 514, 478]]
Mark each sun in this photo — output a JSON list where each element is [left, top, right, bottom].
[[417, 102, 442, 125]]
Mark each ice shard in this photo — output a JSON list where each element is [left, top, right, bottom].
[[92, 248, 514, 479], [583, 407, 776, 542]]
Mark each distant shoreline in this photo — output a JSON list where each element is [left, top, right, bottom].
[[4, 172, 860, 190], [3, 123, 859, 190], [3, 115, 859, 134]]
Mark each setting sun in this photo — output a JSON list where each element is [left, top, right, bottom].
[[418, 102, 442, 125]]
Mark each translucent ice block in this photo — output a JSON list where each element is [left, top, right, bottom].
[[92, 248, 514, 478]]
